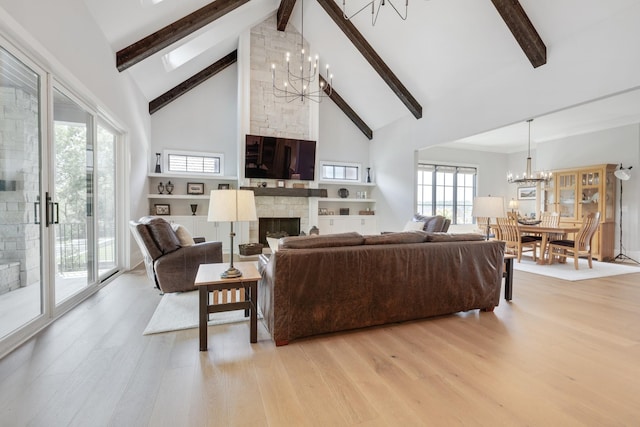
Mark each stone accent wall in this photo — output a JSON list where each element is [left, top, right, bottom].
[[247, 15, 317, 242], [250, 15, 311, 139], [0, 86, 41, 289]]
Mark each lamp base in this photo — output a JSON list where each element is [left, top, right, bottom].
[[221, 266, 243, 279], [613, 252, 640, 265]]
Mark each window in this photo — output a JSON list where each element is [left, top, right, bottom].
[[165, 149, 224, 176], [417, 163, 477, 224], [320, 161, 361, 182]]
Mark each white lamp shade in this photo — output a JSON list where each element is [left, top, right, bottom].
[[472, 196, 505, 219], [508, 199, 519, 209], [614, 169, 631, 181], [207, 189, 257, 222]]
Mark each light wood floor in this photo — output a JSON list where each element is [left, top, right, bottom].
[[1, 266, 640, 426]]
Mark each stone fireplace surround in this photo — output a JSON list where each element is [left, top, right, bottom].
[[250, 194, 312, 244]]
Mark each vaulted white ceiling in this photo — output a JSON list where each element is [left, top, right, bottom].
[[83, 0, 640, 150]]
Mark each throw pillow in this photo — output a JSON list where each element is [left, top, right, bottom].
[[266, 237, 280, 253], [279, 232, 364, 249], [172, 224, 195, 247], [364, 231, 428, 245], [403, 220, 426, 231]]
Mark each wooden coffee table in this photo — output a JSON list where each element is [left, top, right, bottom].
[[194, 262, 261, 351]]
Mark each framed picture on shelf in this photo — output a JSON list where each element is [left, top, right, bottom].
[[217, 183, 230, 189], [154, 204, 171, 215], [187, 182, 204, 195], [277, 180, 285, 188], [517, 186, 537, 200]]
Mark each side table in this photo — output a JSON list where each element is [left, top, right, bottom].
[[503, 254, 516, 301], [194, 262, 261, 351]]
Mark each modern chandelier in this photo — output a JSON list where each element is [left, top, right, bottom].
[[271, 0, 333, 103], [507, 119, 551, 185], [341, 0, 408, 26]]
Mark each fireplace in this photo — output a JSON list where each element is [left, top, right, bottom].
[[259, 217, 300, 245]]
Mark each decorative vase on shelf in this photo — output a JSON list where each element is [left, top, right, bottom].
[[157, 182, 164, 194], [190, 204, 198, 216], [155, 153, 161, 173], [165, 181, 174, 195], [366, 167, 372, 183], [338, 188, 349, 198]]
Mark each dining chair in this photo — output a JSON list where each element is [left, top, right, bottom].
[[496, 217, 537, 262], [533, 211, 560, 258], [547, 212, 601, 269]]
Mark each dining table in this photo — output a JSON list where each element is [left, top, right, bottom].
[[517, 224, 581, 265]]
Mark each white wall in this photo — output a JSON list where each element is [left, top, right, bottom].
[[370, 4, 640, 249], [150, 64, 239, 177], [318, 96, 370, 167], [0, 0, 151, 267]]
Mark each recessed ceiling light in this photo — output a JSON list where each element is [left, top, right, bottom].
[[141, 0, 165, 6]]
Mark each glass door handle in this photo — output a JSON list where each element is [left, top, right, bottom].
[[44, 192, 59, 226], [45, 192, 51, 226]]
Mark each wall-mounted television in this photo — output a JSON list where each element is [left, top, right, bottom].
[[245, 134, 316, 181]]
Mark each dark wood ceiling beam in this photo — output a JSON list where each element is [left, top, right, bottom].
[[490, 0, 546, 68], [149, 50, 237, 114], [116, 0, 249, 72], [315, 0, 422, 119], [277, 0, 297, 31], [320, 75, 373, 140]]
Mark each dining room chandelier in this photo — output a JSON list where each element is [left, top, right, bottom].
[[341, 0, 408, 26], [507, 119, 551, 185], [271, 0, 333, 103]]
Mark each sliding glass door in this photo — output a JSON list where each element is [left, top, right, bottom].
[[0, 46, 44, 339], [52, 88, 97, 305], [0, 36, 123, 356]]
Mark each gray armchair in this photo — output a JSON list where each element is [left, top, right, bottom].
[[129, 216, 222, 293]]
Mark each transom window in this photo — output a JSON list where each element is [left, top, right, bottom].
[[417, 163, 477, 225], [320, 161, 361, 182], [165, 149, 224, 176]]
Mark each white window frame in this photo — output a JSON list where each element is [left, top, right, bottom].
[[163, 149, 225, 176], [319, 160, 362, 183]]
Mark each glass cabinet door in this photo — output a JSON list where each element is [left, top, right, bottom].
[[557, 172, 577, 219], [579, 170, 601, 219]]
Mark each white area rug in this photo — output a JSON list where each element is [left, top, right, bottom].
[[143, 290, 261, 335], [513, 258, 639, 281]]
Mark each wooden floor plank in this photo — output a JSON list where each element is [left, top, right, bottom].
[[0, 266, 639, 425]]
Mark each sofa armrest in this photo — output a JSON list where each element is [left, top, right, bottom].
[[154, 241, 223, 293]]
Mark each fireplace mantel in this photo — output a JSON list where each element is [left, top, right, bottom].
[[240, 187, 327, 198]]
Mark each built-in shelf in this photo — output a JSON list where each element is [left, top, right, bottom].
[[147, 194, 210, 199], [323, 198, 376, 203]]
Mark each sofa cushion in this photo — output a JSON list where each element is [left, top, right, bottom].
[[412, 214, 449, 232], [403, 220, 426, 231], [142, 217, 181, 254], [364, 231, 428, 245], [425, 232, 485, 242], [172, 224, 195, 247], [279, 232, 364, 249]]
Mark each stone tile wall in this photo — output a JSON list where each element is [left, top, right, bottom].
[[0, 86, 41, 288]]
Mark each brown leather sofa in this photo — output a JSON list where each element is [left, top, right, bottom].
[[129, 216, 222, 293], [258, 231, 505, 345]]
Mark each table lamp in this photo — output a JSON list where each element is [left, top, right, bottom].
[[472, 196, 505, 240], [208, 189, 257, 278], [508, 198, 519, 214]]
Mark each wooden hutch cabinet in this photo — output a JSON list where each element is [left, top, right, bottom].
[[542, 164, 616, 261]]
